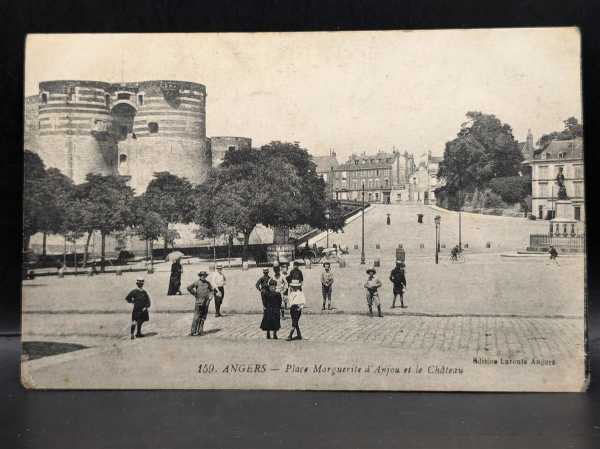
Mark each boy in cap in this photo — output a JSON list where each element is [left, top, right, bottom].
[[187, 271, 217, 336], [210, 263, 226, 317], [272, 261, 289, 319], [389, 260, 407, 308], [125, 277, 151, 339], [255, 268, 271, 305], [320, 262, 334, 310], [287, 279, 305, 341], [364, 268, 383, 317], [286, 261, 304, 290]]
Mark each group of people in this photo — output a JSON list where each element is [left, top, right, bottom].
[[124, 258, 408, 341]]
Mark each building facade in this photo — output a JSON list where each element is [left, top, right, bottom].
[[525, 138, 584, 221], [210, 136, 252, 166], [313, 150, 339, 199], [331, 150, 415, 204], [408, 151, 443, 204], [26, 80, 212, 193]]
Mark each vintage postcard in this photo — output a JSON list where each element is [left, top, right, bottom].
[[21, 29, 586, 391]]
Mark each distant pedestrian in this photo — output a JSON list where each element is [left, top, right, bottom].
[[548, 245, 560, 266], [210, 264, 226, 317], [386, 214, 391, 225], [389, 260, 407, 308], [256, 268, 271, 305], [287, 280, 305, 341], [287, 261, 304, 290], [261, 279, 282, 339], [364, 268, 383, 317], [125, 277, 151, 339], [272, 262, 289, 319], [187, 271, 217, 336], [320, 262, 334, 310], [167, 259, 183, 295]]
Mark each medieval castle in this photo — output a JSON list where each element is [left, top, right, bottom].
[[25, 80, 251, 193]]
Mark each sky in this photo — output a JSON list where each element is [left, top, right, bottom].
[[25, 29, 582, 161]]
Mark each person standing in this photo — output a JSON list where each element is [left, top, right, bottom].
[[260, 279, 282, 339], [125, 277, 151, 339], [548, 245, 560, 266], [287, 279, 306, 341], [389, 260, 407, 308], [287, 261, 304, 290], [187, 271, 217, 336], [167, 259, 183, 295], [255, 268, 271, 305], [210, 263, 226, 317], [272, 262, 289, 319], [320, 262, 334, 310], [364, 268, 383, 317]]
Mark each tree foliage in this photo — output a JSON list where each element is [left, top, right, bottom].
[[23, 150, 52, 249], [536, 116, 583, 149], [488, 175, 531, 204]]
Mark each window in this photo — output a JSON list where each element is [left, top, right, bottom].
[[538, 166, 548, 179], [117, 93, 131, 100], [397, 193, 402, 201], [574, 165, 583, 178], [385, 178, 389, 187], [138, 94, 144, 106], [148, 122, 159, 133], [228, 146, 236, 151], [539, 183, 548, 197], [574, 206, 581, 221], [119, 154, 127, 164], [41, 93, 48, 104], [574, 182, 583, 197], [558, 152, 566, 159], [105, 94, 111, 107], [375, 193, 379, 201]]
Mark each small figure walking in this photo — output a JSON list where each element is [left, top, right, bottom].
[[386, 213, 391, 225], [256, 267, 271, 305], [548, 245, 560, 266], [389, 260, 407, 308], [210, 263, 226, 317], [364, 268, 383, 317], [187, 271, 216, 336], [287, 280, 305, 341], [320, 262, 334, 310], [261, 279, 282, 339], [167, 259, 183, 295], [272, 262, 289, 319], [125, 277, 151, 339]]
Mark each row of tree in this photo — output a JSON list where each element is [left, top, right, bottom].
[[24, 141, 345, 269], [436, 112, 582, 211]]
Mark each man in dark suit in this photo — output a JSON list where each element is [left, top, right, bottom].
[[125, 277, 151, 339], [389, 260, 407, 308]]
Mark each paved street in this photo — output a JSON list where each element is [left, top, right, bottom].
[[21, 204, 585, 390]]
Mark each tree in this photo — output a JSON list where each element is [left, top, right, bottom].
[[23, 150, 51, 250], [131, 195, 165, 265], [537, 116, 583, 149], [77, 174, 135, 271], [437, 112, 522, 209], [144, 172, 195, 248]]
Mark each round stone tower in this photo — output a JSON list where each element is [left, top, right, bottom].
[[210, 136, 252, 166], [36, 80, 118, 183], [116, 80, 211, 193]]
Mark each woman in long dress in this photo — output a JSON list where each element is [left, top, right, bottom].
[[167, 260, 183, 295], [260, 279, 282, 339]]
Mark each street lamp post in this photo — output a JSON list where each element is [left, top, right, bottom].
[[324, 209, 330, 248], [434, 215, 441, 264], [361, 182, 365, 265]]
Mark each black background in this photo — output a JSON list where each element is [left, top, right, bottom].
[[1, 1, 600, 448]]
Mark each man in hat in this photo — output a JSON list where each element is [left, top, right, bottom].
[[287, 279, 305, 340], [256, 268, 271, 305], [364, 268, 383, 317], [210, 263, 226, 317], [548, 245, 560, 266], [125, 277, 152, 339], [286, 260, 304, 290], [389, 260, 407, 308], [320, 262, 334, 310], [272, 261, 289, 319], [187, 271, 217, 336]]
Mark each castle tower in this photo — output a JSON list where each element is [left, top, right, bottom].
[[36, 81, 118, 182], [210, 136, 252, 167], [117, 81, 211, 193]]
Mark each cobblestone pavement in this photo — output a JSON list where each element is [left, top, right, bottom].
[[23, 312, 584, 360]]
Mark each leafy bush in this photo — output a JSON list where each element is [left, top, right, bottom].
[[488, 176, 531, 204], [483, 190, 506, 208]]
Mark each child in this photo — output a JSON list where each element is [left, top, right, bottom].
[[320, 262, 334, 310], [364, 268, 383, 317], [287, 279, 305, 341]]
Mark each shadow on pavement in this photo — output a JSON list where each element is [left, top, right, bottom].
[[21, 341, 89, 361]]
